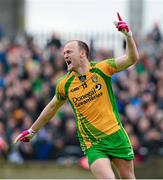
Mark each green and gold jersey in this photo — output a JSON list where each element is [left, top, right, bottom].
[[56, 59, 121, 151]]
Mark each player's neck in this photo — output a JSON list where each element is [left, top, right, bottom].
[[76, 60, 89, 76]]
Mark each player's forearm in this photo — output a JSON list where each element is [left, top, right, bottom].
[[114, 12, 139, 66], [30, 97, 64, 132], [30, 103, 57, 132], [125, 36, 139, 65]]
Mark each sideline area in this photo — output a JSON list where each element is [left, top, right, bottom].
[[1, 157, 163, 179]]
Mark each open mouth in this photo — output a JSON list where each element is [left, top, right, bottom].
[[67, 60, 71, 65]]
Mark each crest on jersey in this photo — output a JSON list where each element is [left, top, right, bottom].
[[92, 75, 98, 83], [79, 75, 86, 82]]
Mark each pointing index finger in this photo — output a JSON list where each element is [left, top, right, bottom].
[[117, 12, 123, 21]]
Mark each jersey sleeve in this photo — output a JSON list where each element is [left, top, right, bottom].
[[96, 58, 118, 77], [55, 78, 67, 101]]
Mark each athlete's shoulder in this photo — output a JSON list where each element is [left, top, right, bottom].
[[90, 59, 117, 68], [97, 58, 117, 68], [91, 58, 118, 76], [56, 71, 74, 100], [57, 71, 74, 85]]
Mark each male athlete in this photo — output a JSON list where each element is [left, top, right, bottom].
[[15, 13, 139, 179]]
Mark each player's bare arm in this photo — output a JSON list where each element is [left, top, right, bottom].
[[31, 96, 66, 132], [114, 12, 139, 72], [14, 96, 66, 143]]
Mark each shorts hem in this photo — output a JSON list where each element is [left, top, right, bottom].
[[110, 155, 135, 161], [88, 155, 108, 166]]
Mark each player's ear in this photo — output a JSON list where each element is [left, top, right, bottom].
[[80, 50, 85, 58]]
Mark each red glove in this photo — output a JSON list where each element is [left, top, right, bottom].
[[114, 12, 132, 37], [14, 128, 36, 143]]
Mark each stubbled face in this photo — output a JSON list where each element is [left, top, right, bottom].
[[63, 41, 82, 71]]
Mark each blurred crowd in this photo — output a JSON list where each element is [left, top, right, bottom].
[[0, 24, 163, 167]]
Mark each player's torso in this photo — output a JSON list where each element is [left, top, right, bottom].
[[67, 67, 120, 139]]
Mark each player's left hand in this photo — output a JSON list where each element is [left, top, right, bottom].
[[114, 12, 132, 37]]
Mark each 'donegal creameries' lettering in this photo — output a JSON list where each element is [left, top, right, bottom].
[[72, 87, 102, 107]]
